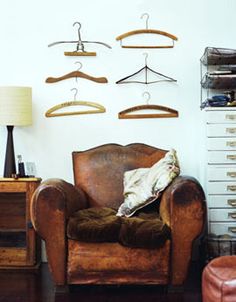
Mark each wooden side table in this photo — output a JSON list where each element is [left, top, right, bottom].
[[0, 178, 41, 269]]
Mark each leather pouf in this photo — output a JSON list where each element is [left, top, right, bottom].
[[202, 255, 236, 302]]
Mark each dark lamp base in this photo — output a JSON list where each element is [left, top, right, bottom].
[[3, 125, 16, 178]]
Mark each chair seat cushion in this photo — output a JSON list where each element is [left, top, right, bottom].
[[119, 211, 170, 249], [67, 207, 170, 248], [67, 207, 121, 243]]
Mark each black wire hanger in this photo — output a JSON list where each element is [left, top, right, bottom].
[[116, 53, 177, 84]]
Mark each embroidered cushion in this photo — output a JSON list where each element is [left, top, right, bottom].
[[117, 149, 180, 217]]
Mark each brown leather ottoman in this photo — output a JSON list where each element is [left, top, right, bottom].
[[202, 255, 236, 302]]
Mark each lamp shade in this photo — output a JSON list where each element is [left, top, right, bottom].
[[0, 86, 32, 126]]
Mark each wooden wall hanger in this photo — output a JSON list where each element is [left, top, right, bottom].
[[48, 22, 112, 56], [118, 92, 178, 119], [116, 53, 177, 84], [116, 13, 178, 49], [46, 62, 108, 84], [45, 88, 106, 117]]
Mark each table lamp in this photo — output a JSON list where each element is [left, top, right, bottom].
[[0, 86, 32, 177]]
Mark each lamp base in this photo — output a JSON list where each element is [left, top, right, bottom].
[[4, 125, 16, 178]]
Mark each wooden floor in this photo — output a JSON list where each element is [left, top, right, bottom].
[[0, 262, 203, 302]]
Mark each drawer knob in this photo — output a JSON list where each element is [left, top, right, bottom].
[[228, 199, 236, 207], [226, 114, 236, 120], [227, 185, 236, 192], [228, 227, 236, 233], [227, 172, 236, 178], [226, 128, 236, 134], [226, 141, 236, 147], [227, 155, 236, 161], [228, 212, 236, 219]]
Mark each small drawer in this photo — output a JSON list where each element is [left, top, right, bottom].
[[207, 124, 236, 137], [210, 222, 236, 236], [206, 111, 236, 124], [209, 209, 236, 222], [207, 182, 236, 194], [207, 151, 236, 164], [207, 166, 236, 181], [207, 138, 236, 150], [207, 195, 236, 208]]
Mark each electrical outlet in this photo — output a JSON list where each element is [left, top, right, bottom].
[[25, 162, 36, 177]]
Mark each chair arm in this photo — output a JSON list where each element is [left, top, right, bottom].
[[30, 178, 88, 285], [159, 175, 206, 285]]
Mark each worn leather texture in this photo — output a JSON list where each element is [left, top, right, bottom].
[[30, 143, 206, 287], [72, 143, 167, 208], [67, 239, 171, 285], [202, 255, 236, 302]]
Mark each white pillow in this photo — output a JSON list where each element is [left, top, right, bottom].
[[117, 149, 180, 217]]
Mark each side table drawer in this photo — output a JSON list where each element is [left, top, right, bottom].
[[208, 195, 236, 208], [210, 223, 236, 236], [207, 182, 236, 194]]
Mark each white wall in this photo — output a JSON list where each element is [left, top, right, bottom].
[[0, 0, 235, 184]]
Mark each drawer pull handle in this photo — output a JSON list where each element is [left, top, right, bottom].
[[226, 128, 236, 134], [227, 155, 236, 160], [227, 185, 236, 191], [227, 172, 236, 178], [228, 227, 236, 233], [228, 212, 236, 219], [226, 141, 236, 147], [228, 199, 236, 207], [226, 114, 236, 120]]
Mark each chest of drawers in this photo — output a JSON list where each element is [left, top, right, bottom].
[[206, 108, 236, 236]]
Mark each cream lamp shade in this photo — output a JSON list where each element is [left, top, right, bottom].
[[0, 86, 32, 177], [0, 86, 32, 126]]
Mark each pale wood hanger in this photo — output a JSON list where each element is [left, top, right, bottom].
[[45, 88, 106, 118], [45, 62, 108, 84], [118, 92, 178, 119], [116, 13, 178, 49]]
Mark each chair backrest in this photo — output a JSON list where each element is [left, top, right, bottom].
[[72, 143, 167, 208]]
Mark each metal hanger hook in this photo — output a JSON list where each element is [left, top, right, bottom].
[[73, 22, 82, 41], [75, 61, 83, 71], [142, 91, 151, 104], [74, 61, 82, 83], [143, 52, 148, 65], [141, 13, 150, 29], [71, 88, 78, 100]]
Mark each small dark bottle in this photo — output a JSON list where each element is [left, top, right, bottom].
[[17, 155, 26, 177]]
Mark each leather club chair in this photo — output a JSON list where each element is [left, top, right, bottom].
[[30, 143, 206, 291]]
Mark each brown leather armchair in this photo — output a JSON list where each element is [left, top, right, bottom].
[[30, 143, 206, 290]]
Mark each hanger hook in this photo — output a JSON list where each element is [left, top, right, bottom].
[[73, 22, 82, 41], [142, 91, 151, 104], [141, 13, 150, 29], [143, 52, 148, 65], [75, 61, 82, 71], [71, 88, 78, 101]]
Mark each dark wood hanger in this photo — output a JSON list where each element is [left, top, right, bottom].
[[116, 53, 177, 84], [46, 62, 108, 84], [118, 92, 178, 119], [116, 14, 178, 49]]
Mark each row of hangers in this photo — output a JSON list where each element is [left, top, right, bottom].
[[48, 14, 178, 56], [45, 54, 176, 85], [45, 89, 178, 119]]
